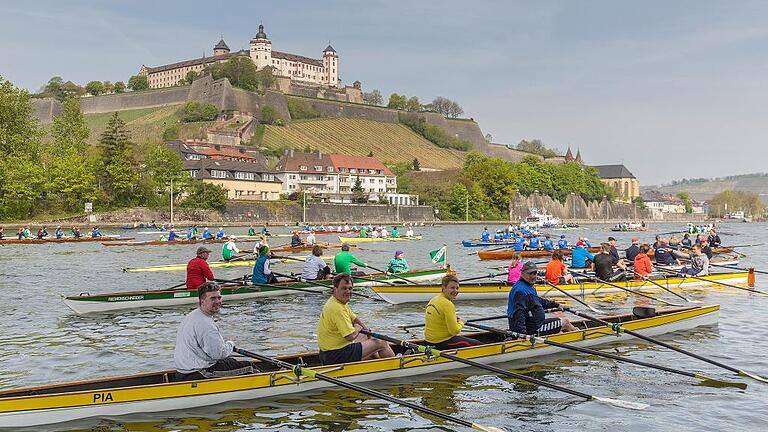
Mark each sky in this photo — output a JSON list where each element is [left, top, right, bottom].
[[3, 0, 768, 185]]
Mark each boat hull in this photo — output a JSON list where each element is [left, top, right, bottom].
[[371, 272, 749, 304], [0, 305, 719, 427], [64, 268, 448, 314], [478, 247, 601, 260], [338, 235, 422, 243]]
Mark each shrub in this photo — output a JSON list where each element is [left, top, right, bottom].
[[398, 113, 471, 151], [180, 101, 219, 123], [287, 98, 320, 119], [260, 106, 282, 125]]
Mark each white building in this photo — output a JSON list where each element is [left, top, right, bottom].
[[140, 25, 339, 89]]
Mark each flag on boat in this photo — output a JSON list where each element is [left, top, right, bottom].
[[429, 246, 447, 264]]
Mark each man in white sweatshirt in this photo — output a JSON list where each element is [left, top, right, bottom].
[[174, 282, 257, 381]]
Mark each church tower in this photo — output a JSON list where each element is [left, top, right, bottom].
[[323, 44, 338, 88], [213, 37, 230, 56], [249, 25, 272, 69]]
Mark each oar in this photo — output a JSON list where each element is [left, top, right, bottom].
[[467, 244, 513, 256], [400, 309, 560, 331], [233, 347, 504, 432], [156, 281, 188, 291], [229, 253, 256, 262], [628, 270, 701, 303], [654, 266, 768, 296], [362, 330, 648, 410], [582, 274, 684, 307], [562, 307, 768, 384], [463, 321, 746, 390], [365, 264, 421, 285], [709, 262, 768, 275], [539, 279, 608, 314], [271, 271, 385, 301]]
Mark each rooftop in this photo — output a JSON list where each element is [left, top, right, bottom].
[[592, 164, 636, 179], [276, 150, 393, 176]]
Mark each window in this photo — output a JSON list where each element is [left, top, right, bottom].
[[300, 175, 308, 180], [263, 174, 275, 181], [379, 179, 384, 184], [369, 178, 375, 183], [314, 165, 322, 171], [350, 169, 357, 174], [300, 166, 307, 171], [189, 170, 198, 178], [210, 170, 227, 179], [327, 166, 334, 172], [289, 184, 296, 190], [288, 174, 296, 180], [234, 172, 255, 180]]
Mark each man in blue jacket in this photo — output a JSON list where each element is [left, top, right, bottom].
[[507, 262, 577, 335], [481, 227, 490, 242], [557, 235, 568, 249], [543, 235, 554, 251], [571, 241, 594, 268]]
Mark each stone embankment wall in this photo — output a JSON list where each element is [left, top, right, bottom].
[[509, 192, 654, 222]]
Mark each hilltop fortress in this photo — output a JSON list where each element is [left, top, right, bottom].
[[139, 25, 340, 90]]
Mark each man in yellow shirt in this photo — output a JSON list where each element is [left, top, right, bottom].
[[425, 274, 482, 350], [317, 273, 395, 365]]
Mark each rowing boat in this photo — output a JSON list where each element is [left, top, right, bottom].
[[64, 268, 449, 313], [371, 271, 750, 304], [477, 247, 601, 260], [102, 236, 264, 247], [0, 305, 718, 427], [0, 236, 130, 245], [338, 235, 422, 243], [461, 240, 516, 247], [293, 230, 359, 235], [271, 243, 352, 253], [123, 256, 308, 272]]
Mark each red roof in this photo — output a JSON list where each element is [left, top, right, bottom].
[[329, 154, 393, 175], [275, 151, 393, 176]]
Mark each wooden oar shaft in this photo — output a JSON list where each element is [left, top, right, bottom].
[[586, 274, 682, 306], [401, 310, 559, 330], [271, 271, 383, 301], [655, 267, 768, 296], [709, 262, 768, 275], [463, 322, 742, 388], [539, 279, 606, 314], [563, 307, 767, 383], [365, 264, 419, 285], [628, 270, 694, 303]]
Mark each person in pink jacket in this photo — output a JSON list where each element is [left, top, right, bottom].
[[507, 252, 523, 284]]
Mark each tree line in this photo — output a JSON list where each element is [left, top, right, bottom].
[[0, 76, 226, 221]]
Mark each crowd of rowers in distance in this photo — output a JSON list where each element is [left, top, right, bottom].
[[506, 229, 724, 288], [0, 226, 103, 240]]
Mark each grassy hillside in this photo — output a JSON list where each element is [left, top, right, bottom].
[[645, 173, 768, 203], [83, 104, 211, 145], [262, 118, 466, 170]]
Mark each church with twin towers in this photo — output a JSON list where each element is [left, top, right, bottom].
[[139, 25, 340, 89]]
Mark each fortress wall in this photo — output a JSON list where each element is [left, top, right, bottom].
[[509, 192, 653, 221], [289, 96, 399, 123], [79, 87, 190, 113], [31, 97, 62, 125]]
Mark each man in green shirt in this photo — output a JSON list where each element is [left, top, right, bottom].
[[358, 227, 368, 238], [334, 244, 367, 275]]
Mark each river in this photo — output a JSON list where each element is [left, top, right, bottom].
[[0, 222, 766, 431]]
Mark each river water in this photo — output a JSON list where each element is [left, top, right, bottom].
[[0, 222, 766, 431]]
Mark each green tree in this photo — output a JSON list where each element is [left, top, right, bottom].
[[180, 101, 219, 122], [516, 139, 559, 158], [387, 93, 407, 110], [398, 113, 471, 150], [260, 105, 282, 125], [412, 158, 420, 171], [0, 156, 46, 219], [632, 196, 646, 209], [677, 192, 693, 213], [184, 70, 199, 85], [102, 81, 115, 94], [127, 75, 149, 91], [85, 80, 105, 96], [47, 148, 98, 211], [287, 98, 320, 119], [0, 77, 43, 158], [113, 81, 126, 93], [364, 89, 383, 106], [183, 181, 228, 209], [206, 56, 262, 91], [405, 96, 421, 112], [98, 113, 137, 204], [51, 97, 89, 155]]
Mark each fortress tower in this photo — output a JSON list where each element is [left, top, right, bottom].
[[249, 25, 272, 69], [323, 44, 338, 88], [213, 38, 230, 56]]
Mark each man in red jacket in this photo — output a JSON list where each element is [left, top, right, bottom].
[[187, 247, 215, 289]]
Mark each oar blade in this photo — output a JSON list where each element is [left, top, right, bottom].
[[592, 396, 649, 410], [472, 424, 506, 432], [739, 369, 768, 384], [695, 376, 748, 390]]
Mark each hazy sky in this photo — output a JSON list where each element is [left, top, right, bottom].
[[3, 0, 767, 184]]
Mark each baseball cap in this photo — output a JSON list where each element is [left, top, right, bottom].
[[576, 240, 584, 246], [522, 261, 539, 274], [607, 236, 616, 241], [395, 249, 404, 257]]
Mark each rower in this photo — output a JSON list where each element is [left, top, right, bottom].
[[215, 227, 226, 240], [0, 227, 3, 240], [344, 222, 350, 231], [290, 232, 304, 248], [317, 273, 395, 365], [168, 228, 178, 241], [707, 229, 722, 248], [306, 232, 316, 245], [36, 227, 45, 239], [391, 226, 400, 238], [23, 226, 31, 239], [606, 236, 622, 264], [202, 227, 212, 240], [186, 229, 195, 241], [358, 226, 368, 238], [405, 226, 414, 237], [334, 244, 367, 276], [633, 244, 654, 279], [252, 235, 268, 254], [190, 225, 199, 238], [582, 237, 592, 248], [380, 227, 389, 237], [222, 236, 241, 261], [302, 245, 331, 280], [681, 233, 693, 249], [508, 262, 577, 335], [261, 225, 271, 236], [252, 245, 278, 284], [174, 282, 257, 382], [90, 226, 102, 238], [247, 225, 256, 236], [425, 274, 481, 349], [699, 238, 714, 260], [593, 243, 626, 282], [625, 237, 640, 261], [674, 243, 710, 276], [55, 226, 63, 239], [669, 234, 680, 249], [653, 239, 680, 266], [386, 250, 409, 274], [570, 241, 594, 269], [506, 252, 523, 284], [16, 228, 23, 240], [186, 247, 215, 290], [545, 251, 574, 285], [557, 234, 568, 249], [513, 235, 525, 252], [544, 235, 555, 252], [481, 226, 490, 242], [371, 229, 380, 238], [494, 230, 503, 241], [71, 226, 82, 238], [528, 235, 540, 250]]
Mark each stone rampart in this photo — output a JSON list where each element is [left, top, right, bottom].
[[509, 192, 653, 222], [223, 202, 436, 223], [79, 87, 190, 113], [31, 97, 62, 125]]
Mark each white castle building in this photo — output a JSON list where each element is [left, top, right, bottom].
[[139, 25, 339, 89]]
